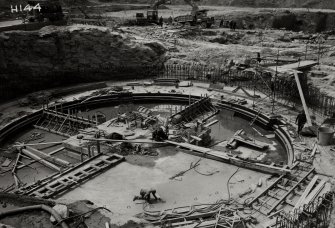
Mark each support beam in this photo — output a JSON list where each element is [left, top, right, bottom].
[[13, 142, 63, 147], [294, 175, 319, 210], [20, 148, 61, 172], [293, 72, 312, 126], [24, 146, 70, 167], [58, 114, 70, 133], [82, 138, 167, 144], [303, 179, 326, 205], [49, 147, 65, 156]]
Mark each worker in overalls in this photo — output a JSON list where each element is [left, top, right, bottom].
[[159, 16, 164, 27], [296, 111, 307, 134], [133, 188, 159, 203]]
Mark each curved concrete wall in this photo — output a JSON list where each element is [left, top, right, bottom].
[[0, 93, 294, 166]]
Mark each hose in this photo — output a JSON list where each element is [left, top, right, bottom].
[[56, 206, 111, 226], [227, 167, 240, 201], [0, 204, 69, 228]]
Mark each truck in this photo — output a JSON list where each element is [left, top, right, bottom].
[[134, 0, 170, 25], [174, 9, 214, 28], [136, 10, 159, 25]]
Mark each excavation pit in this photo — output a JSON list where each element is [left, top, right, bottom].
[[0, 84, 294, 224]]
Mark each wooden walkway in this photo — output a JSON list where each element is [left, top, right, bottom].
[[166, 141, 290, 175], [269, 60, 318, 74], [248, 160, 315, 216], [14, 153, 125, 198]]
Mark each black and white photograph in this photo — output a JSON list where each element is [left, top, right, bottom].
[[0, 0, 335, 227]]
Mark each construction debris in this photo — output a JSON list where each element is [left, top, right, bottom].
[[169, 158, 201, 180], [227, 129, 270, 150]]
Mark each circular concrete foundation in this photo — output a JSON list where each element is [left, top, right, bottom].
[[0, 91, 295, 219]]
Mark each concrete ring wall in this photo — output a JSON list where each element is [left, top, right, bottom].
[[0, 93, 295, 166]]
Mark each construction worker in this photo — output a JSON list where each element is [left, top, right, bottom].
[[229, 20, 233, 30], [133, 188, 159, 203], [159, 16, 164, 27], [233, 21, 237, 30], [257, 52, 261, 63], [219, 18, 224, 28], [296, 111, 307, 134], [168, 16, 173, 24]]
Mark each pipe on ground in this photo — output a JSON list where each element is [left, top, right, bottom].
[[20, 148, 61, 172], [0, 204, 69, 228]]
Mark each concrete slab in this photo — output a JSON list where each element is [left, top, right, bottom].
[[59, 148, 266, 216]]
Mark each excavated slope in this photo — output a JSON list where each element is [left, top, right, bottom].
[[203, 0, 335, 9], [0, 25, 166, 100], [103, 0, 335, 10]]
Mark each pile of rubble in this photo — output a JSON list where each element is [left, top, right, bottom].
[[107, 142, 159, 157], [210, 31, 245, 44]]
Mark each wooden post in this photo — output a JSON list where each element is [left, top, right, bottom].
[[12, 152, 21, 174], [97, 140, 101, 154], [317, 39, 321, 65], [189, 93, 191, 106], [12, 152, 21, 188], [87, 145, 91, 158], [80, 151, 84, 162]]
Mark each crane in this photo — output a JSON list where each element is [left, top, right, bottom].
[[151, 0, 171, 10], [184, 0, 200, 16]]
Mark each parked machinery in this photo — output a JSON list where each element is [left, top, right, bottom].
[[135, 0, 171, 25], [175, 9, 214, 28], [134, 0, 213, 28], [175, 0, 214, 28], [25, 0, 64, 22]]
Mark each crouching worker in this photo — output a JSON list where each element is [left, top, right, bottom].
[[133, 188, 161, 204]]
